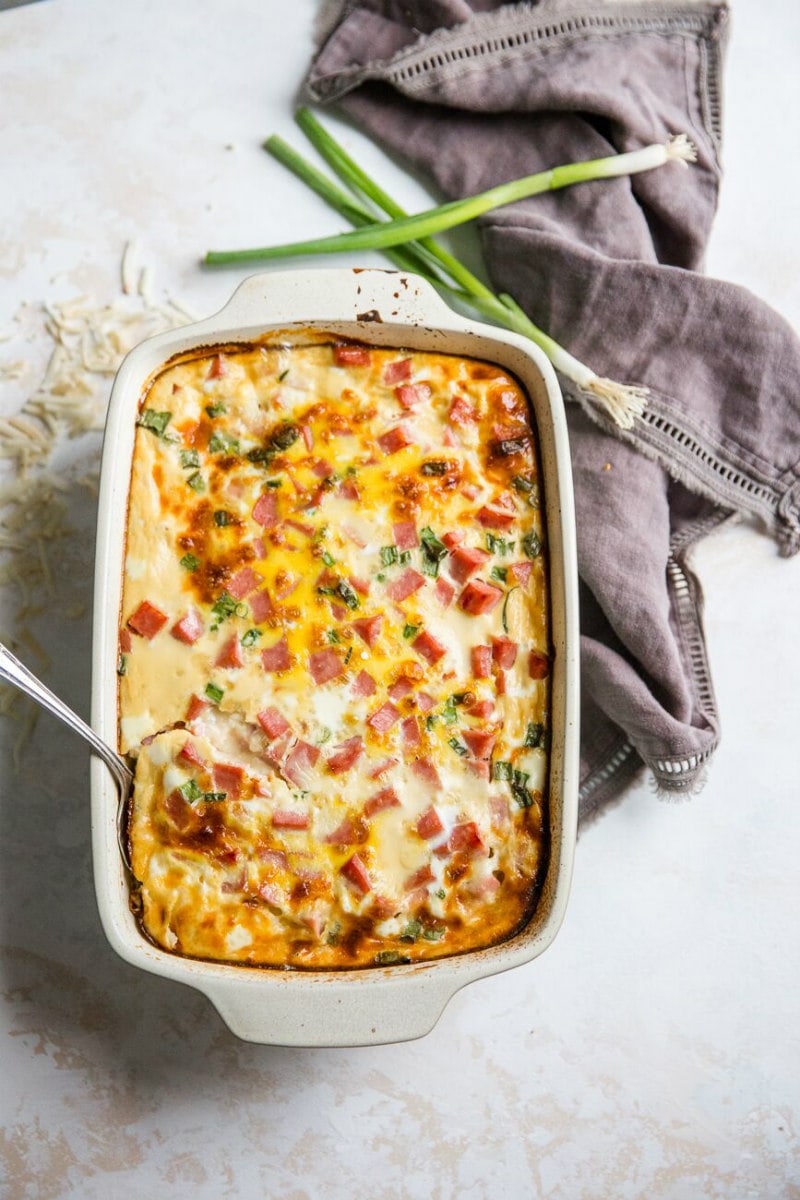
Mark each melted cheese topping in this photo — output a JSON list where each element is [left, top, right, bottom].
[[120, 342, 551, 969]]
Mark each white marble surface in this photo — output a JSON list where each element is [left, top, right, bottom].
[[0, 1, 798, 1196]]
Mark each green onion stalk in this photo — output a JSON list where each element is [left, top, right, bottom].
[[205, 114, 696, 430]]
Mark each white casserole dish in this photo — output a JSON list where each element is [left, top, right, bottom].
[[91, 267, 579, 1046]]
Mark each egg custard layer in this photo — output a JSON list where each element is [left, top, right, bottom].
[[119, 341, 551, 969]]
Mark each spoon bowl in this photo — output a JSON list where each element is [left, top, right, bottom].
[[0, 641, 133, 868]]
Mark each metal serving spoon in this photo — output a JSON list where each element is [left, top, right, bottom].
[[0, 641, 133, 867]]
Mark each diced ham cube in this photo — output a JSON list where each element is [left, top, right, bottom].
[[448, 395, 476, 426], [392, 521, 418, 550], [434, 577, 455, 607], [119, 628, 132, 653], [417, 692, 436, 713], [348, 575, 370, 598], [401, 715, 421, 748], [490, 795, 511, 828], [179, 740, 205, 768], [308, 647, 343, 685], [261, 635, 290, 673], [341, 852, 372, 893], [171, 609, 204, 646], [491, 636, 518, 669], [461, 482, 480, 500], [383, 358, 412, 384], [416, 805, 444, 840], [185, 694, 207, 722], [377, 424, 413, 455], [283, 741, 320, 789], [388, 676, 415, 702], [412, 630, 446, 666], [367, 701, 401, 733], [448, 821, 486, 853], [311, 459, 334, 479], [274, 573, 300, 601], [352, 670, 377, 698], [284, 518, 314, 537], [466, 759, 491, 779], [337, 479, 360, 501], [364, 786, 400, 818], [459, 580, 504, 616], [300, 423, 314, 450], [508, 561, 533, 587], [395, 381, 431, 409], [442, 531, 464, 550], [411, 757, 442, 791], [462, 729, 498, 759], [252, 491, 279, 528], [249, 589, 274, 623], [272, 810, 310, 830], [528, 650, 550, 679], [368, 757, 398, 780], [467, 699, 495, 719], [471, 645, 493, 678], [213, 763, 244, 799], [215, 634, 244, 669], [128, 600, 168, 639], [351, 614, 383, 648], [448, 545, 491, 584], [477, 504, 516, 530], [333, 344, 371, 367], [326, 736, 364, 775], [404, 864, 435, 890], [386, 568, 425, 602], [496, 669, 507, 695], [228, 567, 261, 599], [207, 353, 226, 379], [257, 706, 291, 741], [325, 816, 364, 845]]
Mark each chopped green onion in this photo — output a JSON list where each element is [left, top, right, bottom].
[[493, 760, 513, 782], [241, 629, 261, 647], [435, 888, 446, 901], [422, 927, 445, 942], [213, 510, 235, 527], [522, 530, 542, 559], [512, 474, 534, 495], [321, 550, 335, 567], [318, 727, 332, 745], [419, 526, 447, 579], [211, 592, 245, 622], [486, 532, 514, 556], [179, 779, 204, 803], [326, 920, 341, 946], [374, 950, 411, 966], [270, 423, 299, 450], [511, 769, 534, 809], [265, 478, 282, 489], [203, 791, 227, 804], [336, 579, 360, 610], [186, 471, 206, 492], [180, 553, 200, 571], [137, 409, 172, 438], [441, 698, 459, 726], [180, 448, 201, 469], [209, 431, 240, 455], [491, 566, 508, 584], [344, 646, 353, 666], [421, 460, 449, 477], [117, 654, 127, 677], [204, 682, 224, 704], [400, 919, 422, 943], [448, 737, 468, 757], [398, 549, 412, 565], [403, 623, 420, 640], [524, 722, 547, 749], [278, 368, 290, 382], [380, 545, 398, 566], [425, 715, 439, 731], [501, 585, 520, 634], [205, 401, 227, 417], [247, 446, 275, 466], [327, 629, 341, 643]]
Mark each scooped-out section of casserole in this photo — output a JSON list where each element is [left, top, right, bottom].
[[118, 339, 551, 969]]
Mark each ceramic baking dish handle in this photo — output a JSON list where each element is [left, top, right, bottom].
[[204, 971, 459, 1048], [204, 266, 464, 339]]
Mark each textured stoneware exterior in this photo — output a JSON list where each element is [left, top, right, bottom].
[[91, 268, 580, 1047]]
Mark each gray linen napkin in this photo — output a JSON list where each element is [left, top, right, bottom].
[[306, 0, 800, 821]]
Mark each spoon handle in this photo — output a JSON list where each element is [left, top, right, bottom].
[[0, 641, 133, 796]]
